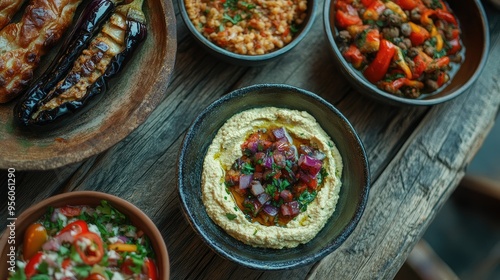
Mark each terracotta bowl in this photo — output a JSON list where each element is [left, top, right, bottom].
[[324, 0, 489, 106], [178, 0, 317, 66], [0, 0, 177, 170], [0, 191, 170, 279], [178, 84, 370, 270]]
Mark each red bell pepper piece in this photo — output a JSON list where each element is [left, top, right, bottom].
[[336, 9, 362, 29], [427, 56, 450, 72], [435, 9, 457, 25], [343, 44, 365, 69], [448, 38, 461, 55], [25, 252, 44, 279], [361, 0, 375, 6], [412, 51, 433, 78], [58, 220, 89, 237], [73, 232, 104, 265], [379, 78, 424, 94], [144, 258, 158, 280], [436, 72, 449, 87], [408, 22, 430, 46], [394, 0, 420, 10], [363, 0, 385, 20], [364, 39, 396, 83]]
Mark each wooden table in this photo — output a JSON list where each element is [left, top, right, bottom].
[[2, 0, 500, 279]]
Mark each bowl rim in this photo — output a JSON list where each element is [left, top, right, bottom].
[[177, 0, 318, 63], [323, 0, 490, 106], [177, 83, 370, 270], [0, 191, 170, 279]]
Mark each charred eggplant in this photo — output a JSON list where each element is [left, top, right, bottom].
[[14, 0, 147, 127]]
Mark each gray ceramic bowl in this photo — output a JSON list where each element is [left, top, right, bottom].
[[177, 84, 370, 270], [178, 0, 317, 66], [324, 0, 489, 106]]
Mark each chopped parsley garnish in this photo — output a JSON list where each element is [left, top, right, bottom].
[[298, 190, 317, 212], [222, 13, 242, 25], [241, 162, 255, 174]]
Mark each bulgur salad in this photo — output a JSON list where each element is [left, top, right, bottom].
[[184, 0, 308, 55], [8, 201, 158, 280]]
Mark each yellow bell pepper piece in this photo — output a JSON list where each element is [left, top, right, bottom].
[[108, 243, 138, 252], [385, 2, 407, 22], [431, 26, 443, 51]]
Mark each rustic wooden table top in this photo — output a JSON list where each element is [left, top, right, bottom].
[[2, 0, 500, 279]]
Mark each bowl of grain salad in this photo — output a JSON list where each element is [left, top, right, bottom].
[[179, 0, 318, 65]]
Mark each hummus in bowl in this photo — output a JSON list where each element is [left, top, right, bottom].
[[202, 107, 343, 248], [178, 84, 369, 270]]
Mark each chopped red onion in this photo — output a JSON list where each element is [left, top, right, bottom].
[[288, 201, 300, 215], [239, 174, 253, 189], [273, 151, 286, 167], [274, 138, 290, 152], [42, 238, 60, 251], [272, 127, 292, 143], [299, 145, 314, 155], [284, 145, 298, 161], [262, 204, 279, 216], [250, 181, 265, 196], [247, 141, 258, 153], [264, 155, 274, 169], [118, 236, 129, 243], [280, 204, 291, 216], [298, 154, 322, 177], [280, 189, 293, 202], [257, 193, 271, 205], [56, 231, 74, 244], [298, 170, 313, 184]]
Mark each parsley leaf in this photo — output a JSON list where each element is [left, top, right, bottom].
[[226, 213, 237, 220], [222, 13, 242, 25]]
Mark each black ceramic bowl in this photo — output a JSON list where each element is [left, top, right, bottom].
[[178, 0, 317, 66], [324, 0, 489, 106], [177, 84, 370, 270]]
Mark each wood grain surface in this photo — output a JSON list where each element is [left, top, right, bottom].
[[1, 0, 500, 279]]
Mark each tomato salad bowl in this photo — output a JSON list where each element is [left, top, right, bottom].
[[0, 191, 169, 279], [324, 0, 489, 106]]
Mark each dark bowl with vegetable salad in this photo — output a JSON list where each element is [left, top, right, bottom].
[[0, 191, 169, 279], [324, 0, 489, 106], [178, 84, 370, 270]]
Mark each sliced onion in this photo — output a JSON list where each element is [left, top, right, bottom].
[[257, 193, 271, 205], [280, 189, 293, 202], [312, 150, 326, 160], [239, 174, 253, 189], [298, 154, 322, 177], [250, 180, 265, 196], [272, 127, 292, 143], [262, 204, 279, 216]]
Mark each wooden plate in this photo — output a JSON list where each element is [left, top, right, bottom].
[[0, 0, 177, 170]]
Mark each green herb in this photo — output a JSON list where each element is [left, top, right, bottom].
[[434, 49, 447, 59], [253, 228, 258, 235], [223, 13, 242, 25], [219, 24, 225, 32], [240, 1, 256, 9], [72, 265, 92, 278], [279, 180, 290, 191], [266, 184, 277, 196], [9, 268, 26, 280], [290, 24, 299, 33], [383, 72, 405, 82], [429, 0, 443, 9], [298, 190, 317, 212], [241, 162, 255, 174], [223, 0, 238, 10], [30, 276, 50, 280]]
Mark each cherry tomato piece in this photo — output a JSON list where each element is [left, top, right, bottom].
[[23, 223, 48, 260], [59, 205, 82, 217], [144, 258, 158, 280]]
